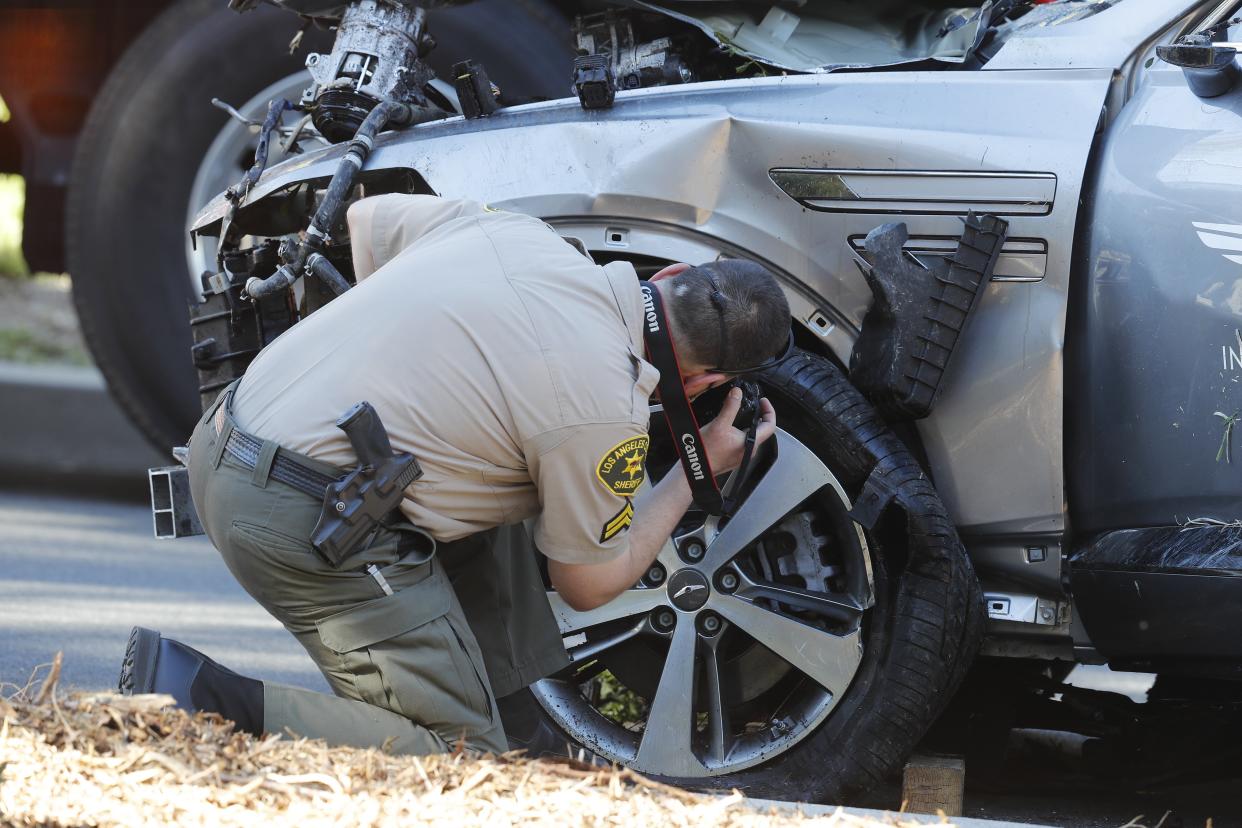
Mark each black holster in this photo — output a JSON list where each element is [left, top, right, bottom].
[[310, 401, 423, 567]]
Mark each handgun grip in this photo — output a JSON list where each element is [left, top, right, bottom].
[[336, 401, 393, 468]]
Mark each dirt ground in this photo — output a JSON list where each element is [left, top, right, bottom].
[[0, 275, 92, 366]]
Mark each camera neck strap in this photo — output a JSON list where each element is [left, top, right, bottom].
[[640, 281, 727, 515]]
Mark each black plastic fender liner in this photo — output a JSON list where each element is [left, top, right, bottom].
[[849, 213, 1008, 421]]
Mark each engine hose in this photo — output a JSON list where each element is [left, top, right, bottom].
[[304, 99, 414, 246], [244, 263, 298, 300], [305, 252, 352, 296], [242, 98, 293, 197], [245, 99, 414, 301]]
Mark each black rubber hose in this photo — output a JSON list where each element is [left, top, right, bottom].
[[305, 252, 352, 296], [305, 99, 414, 247], [245, 99, 414, 300], [244, 260, 298, 300], [242, 98, 292, 196]]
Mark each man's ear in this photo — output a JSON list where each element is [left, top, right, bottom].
[[683, 371, 730, 401], [650, 262, 692, 282]]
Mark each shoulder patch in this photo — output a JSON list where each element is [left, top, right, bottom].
[[595, 436, 649, 497], [600, 500, 635, 543]]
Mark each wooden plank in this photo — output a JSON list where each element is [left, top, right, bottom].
[[902, 753, 965, 817]]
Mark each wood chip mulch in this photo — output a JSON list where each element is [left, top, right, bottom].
[[0, 656, 951, 827]]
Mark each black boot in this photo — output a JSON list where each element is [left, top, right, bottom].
[[118, 626, 265, 736]]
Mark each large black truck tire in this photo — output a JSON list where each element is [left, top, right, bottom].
[[67, 0, 572, 452], [502, 352, 986, 803]]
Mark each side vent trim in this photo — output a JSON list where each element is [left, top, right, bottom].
[[770, 169, 1057, 216]]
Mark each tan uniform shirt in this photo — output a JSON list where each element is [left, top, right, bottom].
[[231, 194, 659, 565]]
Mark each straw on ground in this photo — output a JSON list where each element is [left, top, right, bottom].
[[0, 658, 949, 828]]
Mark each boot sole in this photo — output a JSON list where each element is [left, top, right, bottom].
[[118, 626, 161, 695]]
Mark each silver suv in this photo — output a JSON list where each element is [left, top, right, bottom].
[[89, 0, 1242, 802]]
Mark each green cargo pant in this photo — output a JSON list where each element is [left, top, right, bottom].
[[186, 388, 568, 755]]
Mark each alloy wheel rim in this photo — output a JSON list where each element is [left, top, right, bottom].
[[531, 427, 873, 778]]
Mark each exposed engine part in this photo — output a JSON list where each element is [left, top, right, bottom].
[[213, 97, 300, 281], [301, 0, 439, 142], [210, 96, 325, 149], [572, 54, 616, 110], [572, 11, 695, 94], [190, 241, 296, 410], [245, 98, 416, 301], [231, 98, 295, 205], [305, 251, 352, 295], [452, 59, 500, 119], [232, 0, 458, 14]]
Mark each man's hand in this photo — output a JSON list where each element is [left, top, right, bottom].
[[700, 386, 777, 474]]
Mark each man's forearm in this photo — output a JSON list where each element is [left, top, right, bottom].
[[547, 470, 692, 610], [548, 390, 776, 611], [626, 470, 693, 579]]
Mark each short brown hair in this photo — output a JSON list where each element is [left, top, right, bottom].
[[663, 259, 790, 372]]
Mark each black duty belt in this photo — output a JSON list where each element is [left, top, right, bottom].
[[212, 393, 423, 569], [218, 419, 343, 499]]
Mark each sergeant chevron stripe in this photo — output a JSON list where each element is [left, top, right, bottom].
[[599, 500, 635, 543]]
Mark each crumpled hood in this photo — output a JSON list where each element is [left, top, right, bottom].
[[253, 0, 1121, 74], [631, 0, 996, 72]]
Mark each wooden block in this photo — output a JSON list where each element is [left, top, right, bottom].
[[902, 753, 965, 817]]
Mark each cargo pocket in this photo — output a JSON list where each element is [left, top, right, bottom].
[[315, 563, 495, 741]]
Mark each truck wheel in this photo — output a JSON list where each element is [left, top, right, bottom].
[[67, 0, 572, 451], [502, 351, 985, 802]]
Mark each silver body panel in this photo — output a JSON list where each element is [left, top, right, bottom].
[[196, 70, 1110, 542], [1068, 12, 1242, 535]]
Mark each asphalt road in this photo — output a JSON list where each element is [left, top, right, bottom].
[[2, 488, 1238, 828], [0, 488, 327, 694]]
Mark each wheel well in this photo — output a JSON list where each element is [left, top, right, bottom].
[[545, 221, 852, 372]]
